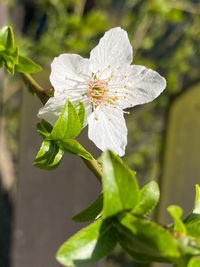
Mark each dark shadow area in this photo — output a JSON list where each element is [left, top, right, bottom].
[[0, 179, 13, 267]]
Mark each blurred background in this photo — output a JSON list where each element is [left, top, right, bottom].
[[0, 0, 200, 266]]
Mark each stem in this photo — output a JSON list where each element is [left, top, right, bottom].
[[21, 72, 102, 182], [81, 157, 102, 183], [21, 73, 49, 105]]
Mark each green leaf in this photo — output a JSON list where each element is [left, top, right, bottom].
[[75, 102, 85, 128], [187, 256, 200, 267], [73, 194, 103, 222], [193, 185, 200, 214], [116, 212, 180, 263], [184, 214, 200, 238], [51, 100, 81, 140], [102, 150, 139, 218], [36, 120, 53, 140], [168, 205, 186, 234], [15, 55, 42, 73], [34, 140, 63, 170], [0, 26, 9, 46], [56, 218, 117, 266], [132, 181, 160, 216], [6, 26, 15, 48], [2, 47, 19, 74], [60, 139, 93, 160]]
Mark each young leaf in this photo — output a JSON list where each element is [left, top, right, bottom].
[[56, 218, 117, 266], [60, 139, 93, 160], [15, 55, 42, 73], [36, 120, 53, 140], [168, 205, 186, 234], [193, 185, 200, 214], [6, 26, 15, 48], [184, 214, 200, 238], [0, 26, 8, 46], [51, 100, 81, 140], [187, 256, 200, 267], [102, 150, 139, 219], [132, 181, 160, 217], [116, 212, 180, 263], [2, 47, 19, 74], [75, 102, 85, 128], [34, 140, 63, 170], [72, 194, 103, 222]]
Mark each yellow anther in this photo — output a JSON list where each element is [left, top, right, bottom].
[[95, 117, 98, 121], [125, 92, 128, 95], [97, 70, 100, 73], [130, 104, 133, 107], [115, 91, 118, 93], [116, 96, 119, 100], [108, 118, 112, 121], [124, 96, 127, 99], [124, 85, 127, 88], [131, 88, 134, 90], [108, 65, 111, 68], [105, 104, 107, 107], [125, 74, 127, 78], [127, 112, 130, 115]]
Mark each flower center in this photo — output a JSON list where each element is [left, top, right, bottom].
[[88, 80, 108, 105]]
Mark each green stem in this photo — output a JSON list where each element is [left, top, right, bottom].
[[81, 157, 102, 183], [21, 72, 102, 182], [21, 73, 49, 105]]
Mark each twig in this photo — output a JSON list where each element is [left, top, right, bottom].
[[21, 73, 49, 105], [81, 157, 102, 183]]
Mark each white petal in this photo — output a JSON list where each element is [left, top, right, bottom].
[[38, 95, 92, 126], [50, 54, 91, 97], [88, 107, 127, 156], [113, 65, 166, 109], [89, 27, 133, 75], [38, 95, 66, 125]]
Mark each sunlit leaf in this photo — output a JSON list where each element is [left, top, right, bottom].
[[60, 139, 93, 160], [102, 150, 139, 218], [132, 181, 160, 216], [51, 100, 81, 140], [56, 218, 117, 266], [168, 205, 186, 234], [73, 194, 103, 222], [34, 140, 63, 170], [15, 55, 42, 73]]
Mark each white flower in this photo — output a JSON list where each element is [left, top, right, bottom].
[[38, 27, 166, 156]]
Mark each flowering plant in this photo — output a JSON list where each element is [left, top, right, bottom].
[[38, 27, 166, 156], [1, 25, 200, 267]]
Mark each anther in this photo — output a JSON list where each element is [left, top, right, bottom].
[[130, 104, 133, 107], [124, 96, 127, 99], [95, 117, 98, 121], [125, 74, 127, 78], [108, 65, 111, 68], [108, 118, 112, 121], [124, 85, 127, 88]]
